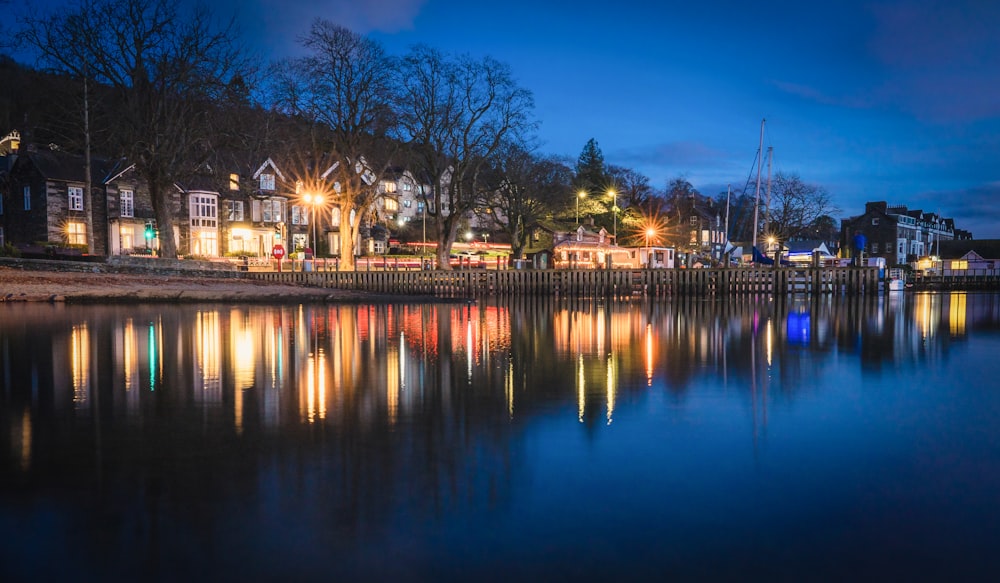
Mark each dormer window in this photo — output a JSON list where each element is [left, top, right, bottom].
[[259, 173, 275, 191], [229, 174, 240, 191]]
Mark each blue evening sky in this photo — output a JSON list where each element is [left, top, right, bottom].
[[19, 0, 1000, 237]]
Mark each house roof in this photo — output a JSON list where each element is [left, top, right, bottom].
[[786, 240, 833, 256], [16, 145, 113, 184], [938, 239, 1000, 260]]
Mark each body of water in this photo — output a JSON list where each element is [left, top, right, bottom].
[[2, 293, 1000, 580]]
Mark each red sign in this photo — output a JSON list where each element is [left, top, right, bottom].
[[272, 244, 285, 259]]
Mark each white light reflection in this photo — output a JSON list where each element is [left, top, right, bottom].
[[577, 354, 585, 422], [466, 319, 474, 381], [765, 319, 774, 367], [606, 354, 615, 425]]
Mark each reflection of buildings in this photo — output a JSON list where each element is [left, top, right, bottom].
[[3, 294, 1000, 475]]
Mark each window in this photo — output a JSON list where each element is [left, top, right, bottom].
[[872, 218, 880, 226], [226, 201, 244, 222], [417, 201, 425, 212], [120, 189, 134, 218], [381, 181, 397, 193], [261, 199, 283, 223], [384, 198, 399, 212], [291, 205, 308, 225], [871, 242, 879, 254], [189, 194, 218, 228], [23, 186, 30, 210], [67, 221, 86, 245], [229, 174, 240, 191], [403, 182, 412, 191], [259, 173, 275, 191], [69, 186, 84, 211], [403, 199, 412, 208]]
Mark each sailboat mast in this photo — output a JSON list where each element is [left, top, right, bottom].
[[765, 146, 773, 229], [752, 118, 765, 254], [725, 184, 731, 242]]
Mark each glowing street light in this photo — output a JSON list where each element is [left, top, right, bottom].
[[645, 227, 655, 268], [303, 193, 324, 253], [577, 190, 586, 224], [608, 189, 618, 242]]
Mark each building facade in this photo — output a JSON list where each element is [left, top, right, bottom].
[[840, 201, 971, 264]]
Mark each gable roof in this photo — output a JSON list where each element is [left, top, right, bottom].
[[15, 146, 112, 184], [938, 239, 1000, 260]]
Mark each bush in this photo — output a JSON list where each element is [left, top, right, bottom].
[[0, 243, 21, 257]]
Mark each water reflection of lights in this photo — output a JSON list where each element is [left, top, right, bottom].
[[467, 319, 474, 380], [306, 346, 327, 423], [765, 319, 774, 367], [121, 320, 137, 392], [71, 324, 90, 406], [18, 409, 31, 471], [195, 311, 222, 403], [506, 360, 515, 420], [645, 323, 654, 386], [949, 292, 967, 336], [606, 354, 616, 425], [915, 294, 938, 339], [577, 354, 585, 423]]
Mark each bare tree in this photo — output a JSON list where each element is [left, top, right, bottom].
[[766, 172, 839, 242], [395, 46, 534, 269], [19, 0, 248, 258], [485, 146, 572, 260], [271, 20, 395, 269]]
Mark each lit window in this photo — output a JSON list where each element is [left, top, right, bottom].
[[384, 198, 399, 212], [382, 181, 397, 193], [229, 174, 240, 191], [291, 205, 308, 225], [189, 194, 218, 228], [120, 189, 134, 218], [69, 186, 84, 211], [67, 221, 86, 245]]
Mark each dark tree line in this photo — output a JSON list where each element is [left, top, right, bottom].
[[7, 0, 836, 262]]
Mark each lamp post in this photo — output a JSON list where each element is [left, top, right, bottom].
[[577, 190, 586, 224], [646, 227, 655, 268], [608, 189, 618, 243], [303, 193, 324, 254]]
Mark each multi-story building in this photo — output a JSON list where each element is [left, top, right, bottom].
[[840, 201, 971, 264]]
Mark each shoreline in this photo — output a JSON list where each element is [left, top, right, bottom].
[[0, 265, 454, 304]]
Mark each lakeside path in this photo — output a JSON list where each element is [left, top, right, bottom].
[[0, 265, 445, 304]]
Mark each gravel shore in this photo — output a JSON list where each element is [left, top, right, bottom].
[[0, 265, 432, 304]]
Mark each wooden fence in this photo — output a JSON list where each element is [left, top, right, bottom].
[[247, 266, 880, 298]]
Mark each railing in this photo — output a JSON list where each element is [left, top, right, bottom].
[[246, 266, 881, 298]]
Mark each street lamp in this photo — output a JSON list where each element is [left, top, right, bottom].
[[608, 189, 618, 243], [577, 190, 586, 224], [646, 227, 655, 268], [303, 193, 324, 254]]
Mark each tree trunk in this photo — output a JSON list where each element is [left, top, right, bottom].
[[150, 182, 177, 258]]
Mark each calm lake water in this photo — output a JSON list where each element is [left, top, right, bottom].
[[2, 293, 1000, 581]]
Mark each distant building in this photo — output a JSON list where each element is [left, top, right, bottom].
[[840, 201, 970, 264]]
